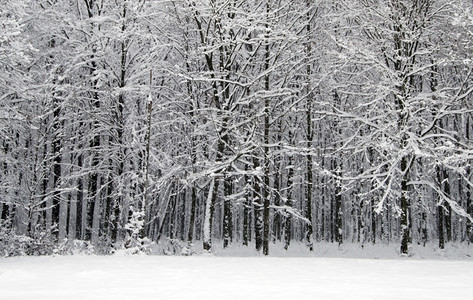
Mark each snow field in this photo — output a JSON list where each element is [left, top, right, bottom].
[[1, 254, 472, 300]]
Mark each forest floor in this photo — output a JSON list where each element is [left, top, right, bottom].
[[1, 242, 472, 299], [196, 240, 473, 259]]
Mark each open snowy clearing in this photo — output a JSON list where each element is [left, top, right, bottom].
[[1, 254, 472, 300]]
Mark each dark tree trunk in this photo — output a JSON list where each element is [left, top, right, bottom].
[[443, 169, 452, 243], [467, 116, 473, 244], [243, 170, 250, 246], [262, 0, 271, 256], [169, 193, 177, 240], [253, 156, 263, 252], [320, 157, 326, 242], [438, 203, 445, 249], [335, 175, 343, 245], [1, 203, 9, 221], [421, 210, 428, 246], [223, 176, 232, 248], [273, 157, 282, 242], [284, 156, 294, 250], [304, 0, 314, 252], [371, 197, 376, 244], [104, 172, 113, 242], [86, 154, 98, 241], [400, 155, 410, 254], [358, 196, 363, 244], [467, 181, 472, 244], [330, 185, 334, 243], [187, 184, 197, 243], [179, 190, 186, 241], [76, 152, 84, 239], [51, 89, 62, 238]]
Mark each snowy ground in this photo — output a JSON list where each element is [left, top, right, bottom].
[[1, 247, 473, 300], [205, 241, 473, 260]]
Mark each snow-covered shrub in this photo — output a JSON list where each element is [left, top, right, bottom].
[[0, 234, 33, 257], [55, 239, 96, 255], [0, 220, 55, 257], [151, 238, 195, 256], [121, 206, 154, 255], [0, 220, 100, 257], [180, 243, 196, 256], [121, 237, 153, 255]]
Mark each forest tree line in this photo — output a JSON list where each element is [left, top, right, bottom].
[[1, 0, 473, 255]]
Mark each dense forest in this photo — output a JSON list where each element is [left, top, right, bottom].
[[1, 0, 473, 256]]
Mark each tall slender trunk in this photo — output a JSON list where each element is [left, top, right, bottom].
[[438, 201, 445, 249], [76, 151, 84, 240], [85, 1, 102, 242], [203, 179, 217, 251], [179, 189, 186, 241], [187, 184, 197, 243], [304, 0, 314, 252], [86, 136, 99, 242], [443, 169, 452, 242], [143, 70, 153, 239], [68, 159, 77, 241], [51, 92, 62, 238], [254, 155, 263, 252], [371, 197, 376, 244], [332, 91, 343, 245], [400, 155, 410, 254], [306, 146, 314, 250], [243, 167, 251, 246], [467, 178, 472, 244], [335, 163, 343, 245], [58, 148, 70, 241], [320, 154, 326, 242], [262, 0, 271, 256], [357, 194, 363, 244], [223, 175, 232, 248], [186, 78, 197, 244], [168, 193, 177, 240], [273, 153, 282, 242], [284, 155, 294, 250], [467, 116, 472, 243], [112, 3, 128, 244]]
